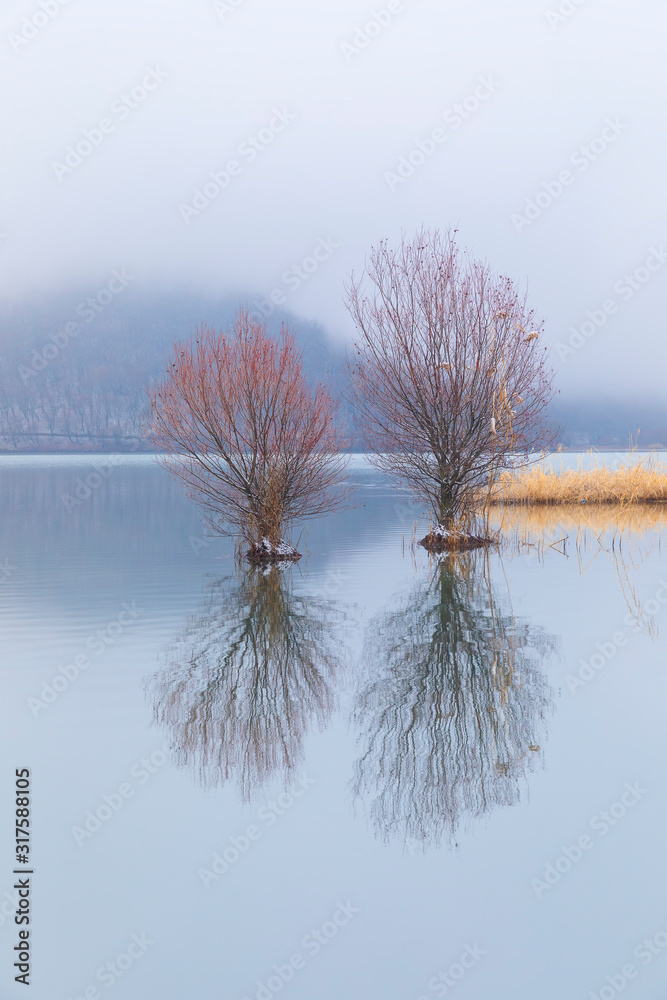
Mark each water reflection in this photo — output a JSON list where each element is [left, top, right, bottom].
[[352, 552, 558, 848], [147, 568, 344, 798], [149, 548, 558, 849]]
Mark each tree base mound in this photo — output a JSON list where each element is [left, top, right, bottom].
[[419, 525, 493, 553], [245, 537, 302, 564]]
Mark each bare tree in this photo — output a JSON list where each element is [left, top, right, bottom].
[[346, 229, 556, 546], [149, 310, 350, 560]]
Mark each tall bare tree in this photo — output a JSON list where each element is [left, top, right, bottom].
[[346, 229, 556, 545], [149, 310, 350, 560]]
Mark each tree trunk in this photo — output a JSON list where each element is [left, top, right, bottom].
[[439, 482, 456, 527]]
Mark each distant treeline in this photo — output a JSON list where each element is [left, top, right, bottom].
[[0, 289, 663, 452], [0, 289, 348, 453]]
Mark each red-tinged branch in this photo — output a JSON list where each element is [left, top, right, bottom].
[[148, 311, 351, 550]]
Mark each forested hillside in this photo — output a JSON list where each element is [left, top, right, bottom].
[[0, 289, 347, 452]]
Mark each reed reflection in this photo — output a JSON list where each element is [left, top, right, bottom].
[[148, 567, 344, 798], [353, 552, 558, 848]]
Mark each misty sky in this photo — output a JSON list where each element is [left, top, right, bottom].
[[2, 0, 665, 400]]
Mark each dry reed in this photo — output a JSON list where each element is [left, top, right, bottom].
[[491, 452, 667, 506]]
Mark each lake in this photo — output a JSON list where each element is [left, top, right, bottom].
[[2, 454, 667, 999]]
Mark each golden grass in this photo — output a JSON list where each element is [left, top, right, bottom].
[[491, 453, 667, 506]]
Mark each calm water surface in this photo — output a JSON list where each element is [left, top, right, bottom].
[[1, 455, 667, 999]]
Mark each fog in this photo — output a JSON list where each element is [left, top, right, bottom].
[[2, 0, 665, 403]]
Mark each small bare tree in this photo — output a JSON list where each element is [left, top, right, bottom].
[[149, 310, 350, 560], [346, 229, 556, 547]]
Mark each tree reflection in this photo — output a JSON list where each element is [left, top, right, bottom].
[[353, 552, 557, 848], [147, 567, 343, 798]]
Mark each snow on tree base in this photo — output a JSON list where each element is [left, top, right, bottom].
[[419, 525, 493, 553], [245, 537, 302, 563]]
